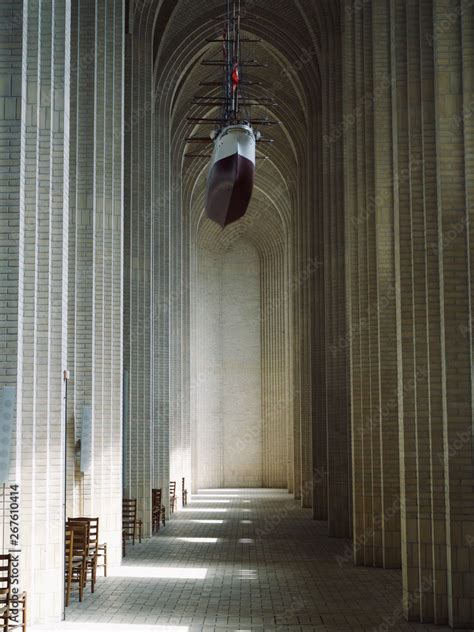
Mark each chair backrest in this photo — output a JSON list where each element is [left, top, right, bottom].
[[0, 555, 11, 607], [67, 520, 89, 560], [74, 517, 99, 549], [122, 499, 137, 520], [170, 481, 176, 496], [122, 498, 137, 538], [152, 489, 162, 505], [65, 529, 74, 570], [182, 478, 185, 493]]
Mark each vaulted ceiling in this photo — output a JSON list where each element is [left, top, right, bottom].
[[128, 0, 341, 254]]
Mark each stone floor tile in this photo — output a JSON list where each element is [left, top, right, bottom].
[[32, 490, 452, 632]]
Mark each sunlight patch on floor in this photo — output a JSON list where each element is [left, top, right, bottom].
[[111, 566, 208, 579], [194, 494, 241, 498], [198, 488, 245, 493], [177, 537, 219, 543], [181, 508, 227, 513], [190, 499, 230, 503], [186, 519, 225, 524], [32, 625, 189, 632]]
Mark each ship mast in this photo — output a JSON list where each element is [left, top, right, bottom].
[[232, 0, 240, 120], [224, 0, 230, 123], [223, 0, 241, 124], [185, 0, 280, 158]]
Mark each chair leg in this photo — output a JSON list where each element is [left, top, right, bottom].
[[93, 555, 98, 588], [79, 568, 83, 603], [65, 573, 72, 607], [104, 544, 108, 578], [65, 567, 72, 607], [91, 556, 97, 593], [21, 594, 27, 632]]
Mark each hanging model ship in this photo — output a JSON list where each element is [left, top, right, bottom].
[[186, 0, 278, 228]]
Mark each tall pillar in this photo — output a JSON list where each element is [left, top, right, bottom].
[[434, 1, 474, 626], [312, 108, 328, 521], [373, 0, 401, 570], [0, 0, 23, 502], [420, 0, 448, 621], [344, 0, 402, 569], [123, 1, 156, 531], [154, 102, 171, 506], [343, 0, 365, 560], [344, 1, 378, 565], [0, 0, 71, 621], [68, 0, 124, 557], [344, 1, 474, 627], [392, 0, 435, 618], [322, 23, 351, 538], [91, 0, 124, 551]]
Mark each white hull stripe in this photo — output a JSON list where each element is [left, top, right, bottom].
[[210, 125, 256, 168]]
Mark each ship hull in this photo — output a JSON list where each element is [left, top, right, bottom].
[[205, 124, 256, 228]]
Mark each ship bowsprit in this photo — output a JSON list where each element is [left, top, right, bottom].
[[205, 123, 256, 228]]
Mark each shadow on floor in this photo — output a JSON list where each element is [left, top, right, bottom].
[[36, 489, 453, 632]]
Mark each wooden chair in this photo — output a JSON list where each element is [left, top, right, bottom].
[[0, 606, 7, 632], [0, 554, 27, 631], [75, 516, 107, 578], [66, 520, 89, 603], [182, 478, 188, 507], [64, 529, 74, 607], [97, 542, 107, 577], [0, 554, 11, 631], [73, 518, 100, 592], [122, 499, 142, 546], [11, 593, 27, 632], [169, 481, 177, 514], [152, 489, 166, 533], [122, 499, 136, 545]]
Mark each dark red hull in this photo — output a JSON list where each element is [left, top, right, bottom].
[[205, 152, 255, 228]]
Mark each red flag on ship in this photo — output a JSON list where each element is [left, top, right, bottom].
[[232, 64, 239, 92]]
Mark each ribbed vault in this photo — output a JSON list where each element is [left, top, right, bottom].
[[123, 0, 349, 533], [156, 1, 323, 490]]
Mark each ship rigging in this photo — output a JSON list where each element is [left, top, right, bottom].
[[186, 0, 278, 228]]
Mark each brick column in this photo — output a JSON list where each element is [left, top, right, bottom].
[[372, 0, 401, 571], [434, 0, 474, 626], [68, 0, 124, 556], [344, 0, 402, 570], [16, 0, 70, 621]]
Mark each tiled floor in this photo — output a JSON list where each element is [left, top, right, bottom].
[[35, 489, 453, 632]]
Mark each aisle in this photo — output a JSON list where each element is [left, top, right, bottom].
[[35, 489, 451, 631]]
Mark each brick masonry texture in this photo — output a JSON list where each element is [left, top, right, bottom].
[[0, 0, 473, 628]]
